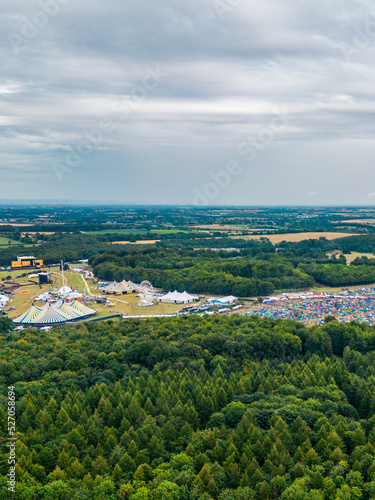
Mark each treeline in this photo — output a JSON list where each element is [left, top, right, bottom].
[[280, 234, 375, 260], [299, 263, 375, 287], [89, 234, 375, 296], [2, 317, 375, 498], [156, 238, 276, 251], [0, 235, 114, 267]]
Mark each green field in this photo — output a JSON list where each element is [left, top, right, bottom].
[[0, 266, 60, 281], [0, 237, 21, 247]]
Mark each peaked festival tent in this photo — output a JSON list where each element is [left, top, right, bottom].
[[13, 304, 44, 324], [68, 299, 97, 318], [55, 300, 82, 320], [104, 280, 139, 294], [13, 300, 96, 326], [33, 303, 71, 325]]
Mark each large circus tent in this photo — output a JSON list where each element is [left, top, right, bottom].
[[13, 299, 96, 327]]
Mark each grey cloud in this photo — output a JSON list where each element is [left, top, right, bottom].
[[1, 0, 375, 204]]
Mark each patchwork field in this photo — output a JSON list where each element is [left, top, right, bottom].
[[192, 224, 249, 231], [85, 229, 189, 235], [235, 232, 358, 243], [341, 219, 375, 225], [0, 223, 34, 227], [345, 252, 375, 264], [21, 231, 55, 235], [327, 251, 375, 264], [113, 240, 160, 245]]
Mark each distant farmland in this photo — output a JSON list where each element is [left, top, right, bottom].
[[85, 229, 190, 235], [236, 232, 358, 243], [113, 240, 160, 245]]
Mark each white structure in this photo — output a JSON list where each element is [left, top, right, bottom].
[[35, 292, 52, 302], [208, 296, 238, 305], [58, 286, 72, 296], [0, 294, 9, 308], [159, 290, 198, 304]]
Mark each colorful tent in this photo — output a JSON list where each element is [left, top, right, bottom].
[[13, 300, 96, 326], [55, 300, 83, 320], [13, 304, 43, 324], [32, 303, 71, 325], [68, 299, 97, 318]]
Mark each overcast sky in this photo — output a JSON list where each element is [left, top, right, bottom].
[[1, 0, 375, 205]]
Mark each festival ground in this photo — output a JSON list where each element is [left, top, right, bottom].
[[6, 266, 375, 325], [1, 270, 182, 321]]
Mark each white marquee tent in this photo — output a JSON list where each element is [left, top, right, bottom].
[[159, 291, 198, 304]]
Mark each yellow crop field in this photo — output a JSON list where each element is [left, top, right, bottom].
[[236, 232, 358, 243]]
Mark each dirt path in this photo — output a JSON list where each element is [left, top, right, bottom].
[[79, 273, 93, 296]]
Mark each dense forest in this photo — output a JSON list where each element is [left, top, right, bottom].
[[90, 248, 314, 296], [89, 234, 375, 294], [2, 315, 375, 498]]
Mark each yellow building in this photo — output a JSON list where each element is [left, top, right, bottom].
[[11, 256, 44, 270]]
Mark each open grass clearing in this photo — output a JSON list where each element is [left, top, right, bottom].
[[93, 294, 182, 318], [0, 237, 22, 247], [0, 266, 60, 280]]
